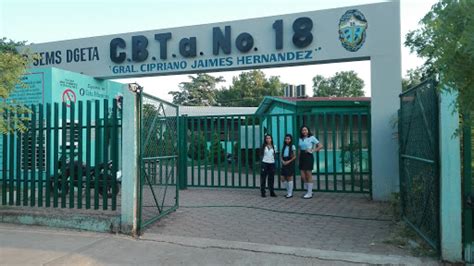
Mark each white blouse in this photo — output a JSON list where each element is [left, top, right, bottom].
[[262, 146, 275, 164], [298, 136, 319, 151]]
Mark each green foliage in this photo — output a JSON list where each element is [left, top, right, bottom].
[[217, 70, 285, 107], [157, 128, 177, 157], [187, 131, 208, 160], [340, 142, 366, 173], [169, 70, 284, 107], [0, 38, 33, 134], [389, 192, 401, 220], [142, 103, 176, 157], [142, 103, 160, 155], [405, 0, 474, 113], [169, 73, 224, 106], [402, 67, 428, 92], [312, 71, 365, 97], [209, 132, 225, 163]]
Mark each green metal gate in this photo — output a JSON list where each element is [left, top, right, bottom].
[[399, 79, 440, 250], [138, 93, 179, 231], [0, 99, 122, 210], [462, 112, 473, 262], [179, 111, 372, 194]]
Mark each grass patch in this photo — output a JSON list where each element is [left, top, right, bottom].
[[382, 192, 437, 257]]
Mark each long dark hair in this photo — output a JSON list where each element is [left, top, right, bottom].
[[261, 134, 275, 155], [282, 134, 293, 157], [299, 125, 313, 139]]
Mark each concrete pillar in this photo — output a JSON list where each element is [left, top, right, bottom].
[[120, 87, 139, 235], [439, 89, 462, 262], [370, 0, 402, 200]]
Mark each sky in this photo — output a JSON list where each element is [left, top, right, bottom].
[[0, 0, 437, 101]]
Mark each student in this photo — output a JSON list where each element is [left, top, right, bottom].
[[281, 134, 296, 198], [260, 134, 276, 198], [298, 125, 323, 199]]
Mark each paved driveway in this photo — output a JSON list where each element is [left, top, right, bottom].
[[146, 188, 409, 256]]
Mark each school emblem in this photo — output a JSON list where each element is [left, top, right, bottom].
[[338, 9, 368, 52]]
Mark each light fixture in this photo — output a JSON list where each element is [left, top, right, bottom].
[[128, 83, 143, 94]]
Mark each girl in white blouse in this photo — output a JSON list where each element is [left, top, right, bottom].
[[298, 126, 323, 199], [260, 134, 276, 197], [280, 134, 296, 198]]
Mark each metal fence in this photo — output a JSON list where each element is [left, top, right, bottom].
[[138, 93, 179, 231], [180, 111, 372, 194], [462, 112, 474, 260], [0, 99, 122, 210], [399, 79, 440, 250]]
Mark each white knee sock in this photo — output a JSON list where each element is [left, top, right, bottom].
[[288, 181, 294, 196], [307, 183, 313, 195]]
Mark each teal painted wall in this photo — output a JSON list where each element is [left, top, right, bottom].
[[262, 104, 295, 156]]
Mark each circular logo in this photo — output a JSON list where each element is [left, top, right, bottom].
[[338, 9, 368, 52], [62, 88, 76, 107]]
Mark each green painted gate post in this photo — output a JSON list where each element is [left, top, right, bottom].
[[178, 115, 188, 190], [439, 89, 462, 262], [120, 86, 140, 236]]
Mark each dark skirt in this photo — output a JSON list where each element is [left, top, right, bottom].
[[281, 156, 295, 177], [299, 152, 314, 171]]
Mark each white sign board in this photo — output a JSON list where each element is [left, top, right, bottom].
[[24, 2, 393, 79]]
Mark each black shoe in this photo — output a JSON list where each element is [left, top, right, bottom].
[[285, 194, 293, 198], [270, 193, 277, 197], [261, 194, 266, 198]]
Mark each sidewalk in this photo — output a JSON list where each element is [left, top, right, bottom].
[[0, 223, 437, 265]]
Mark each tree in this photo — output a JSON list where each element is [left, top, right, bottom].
[[340, 142, 367, 173], [216, 70, 284, 107], [187, 131, 208, 160], [209, 132, 225, 164], [169, 73, 224, 106], [141, 103, 178, 157], [405, 0, 474, 113], [142, 103, 161, 157], [402, 67, 426, 92], [0, 38, 33, 134], [312, 71, 365, 97]]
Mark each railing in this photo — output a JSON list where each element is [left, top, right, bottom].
[[180, 111, 372, 194], [0, 99, 122, 211]]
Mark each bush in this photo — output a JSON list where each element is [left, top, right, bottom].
[[188, 132, 208, 160], [340, 142, 366, 173], [209, 132, 225, 163]]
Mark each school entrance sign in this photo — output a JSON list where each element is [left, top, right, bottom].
[[25, 2, 390, 79], [22, 1, 401, 200]]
